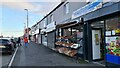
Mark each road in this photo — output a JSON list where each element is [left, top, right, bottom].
[[0, 53, 12, 68], [0, 46, 18, 68]]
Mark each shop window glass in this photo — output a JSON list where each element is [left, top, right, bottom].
[[42, 34, 47, 46], [106, 18, 118, 31], [105, 17, 120, 58], [71, 26, 83, 54], [50, 15, 53, 23]]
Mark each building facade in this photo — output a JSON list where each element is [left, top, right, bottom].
[[31, 0, 120, 67]]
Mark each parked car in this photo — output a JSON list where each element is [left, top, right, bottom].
[[13, 38, 18, 46], [13, 38, 17, 44], [0, 38, 14, 55]]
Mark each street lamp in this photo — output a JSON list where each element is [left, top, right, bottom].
[[24, 9, 29, 41]]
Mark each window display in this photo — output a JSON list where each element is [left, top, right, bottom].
[[106, 17, 120, 64]]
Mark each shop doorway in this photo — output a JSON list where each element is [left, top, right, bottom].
[[91, 21, 105, 61], [92, 29, 101, 60]]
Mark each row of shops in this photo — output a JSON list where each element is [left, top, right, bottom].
[[31, 1, 120, 67]]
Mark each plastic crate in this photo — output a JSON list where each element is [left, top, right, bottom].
[[106, 54, 120, 65]]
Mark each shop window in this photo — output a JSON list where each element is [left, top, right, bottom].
[[42, 33, 47, 46], [50, 15, 53, 23], [71, 26, 83, 54], [45, 18, 48, 25], [91, 21, 104, 28], [106, 18, 119, 31], [105, 17, 120, 64]]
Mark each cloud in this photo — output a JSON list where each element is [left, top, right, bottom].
[[0, 0, 61, 16], [31, 2, 60, 15], [0, 0, 61, 2], [0, 0, 61, 37], [1, 2, 36, 12], [2, 31, 24, 37]]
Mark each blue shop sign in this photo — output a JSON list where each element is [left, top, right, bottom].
[[72, 0, 102, 19]]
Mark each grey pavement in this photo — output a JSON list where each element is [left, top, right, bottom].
[[11, 41, 102, 66]]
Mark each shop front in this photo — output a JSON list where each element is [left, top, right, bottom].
[[46, 22, 56, 49], [35, 29, 39, 43], [85, 9, 120, 68], [86, 15, 120, 67], [55, 21, 84, 58], [105, 17, 120, 65], [41, 28, 47, 46], [72, 0, 120, 66]]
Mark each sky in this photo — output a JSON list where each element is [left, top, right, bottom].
[[0, 0, 61, 37], [0, 0, 119, 37]]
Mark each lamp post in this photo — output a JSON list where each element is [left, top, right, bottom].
[[24, 9, 29, 42]]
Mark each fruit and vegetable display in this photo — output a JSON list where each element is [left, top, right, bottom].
[[106, 36, 120, 56]]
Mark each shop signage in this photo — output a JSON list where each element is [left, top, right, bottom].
[[35, 29, 39, 34], [46, 22, 56, 32], [41, 29, 46, 34], [72, 0, 102, 19], [31, 31, 35, 35]]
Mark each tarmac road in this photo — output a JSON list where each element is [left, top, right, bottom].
[[0, 53, 12, 67]]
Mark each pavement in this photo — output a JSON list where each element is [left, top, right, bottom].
[[8, 41, 104, 67]]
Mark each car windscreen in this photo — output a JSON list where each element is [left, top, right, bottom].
[[0, 39, 9, 45]]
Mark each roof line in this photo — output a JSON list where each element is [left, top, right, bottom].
[[32, 1, 65, 28]]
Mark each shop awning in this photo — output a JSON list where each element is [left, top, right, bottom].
[[56, 21, 80, 29]]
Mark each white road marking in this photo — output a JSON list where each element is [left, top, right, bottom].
[[8, 47, 18, 68]]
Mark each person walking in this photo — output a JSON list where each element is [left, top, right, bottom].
[[21, 38, 24, 46], [24, 37, 28, 48], [17, 37, 21, 46], [11, 39, 16, 48]]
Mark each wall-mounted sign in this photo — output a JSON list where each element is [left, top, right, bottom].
[[35, 29, 39, 34], [41, 29, 46, 34], [46, 22, 56, 32], [72, 0, 102, 19]]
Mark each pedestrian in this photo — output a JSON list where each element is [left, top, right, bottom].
[[21, 38, 24, 46], [24, 37, 28, 47], [17, 37, 21, 46], [11, 39, 16, 48]]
